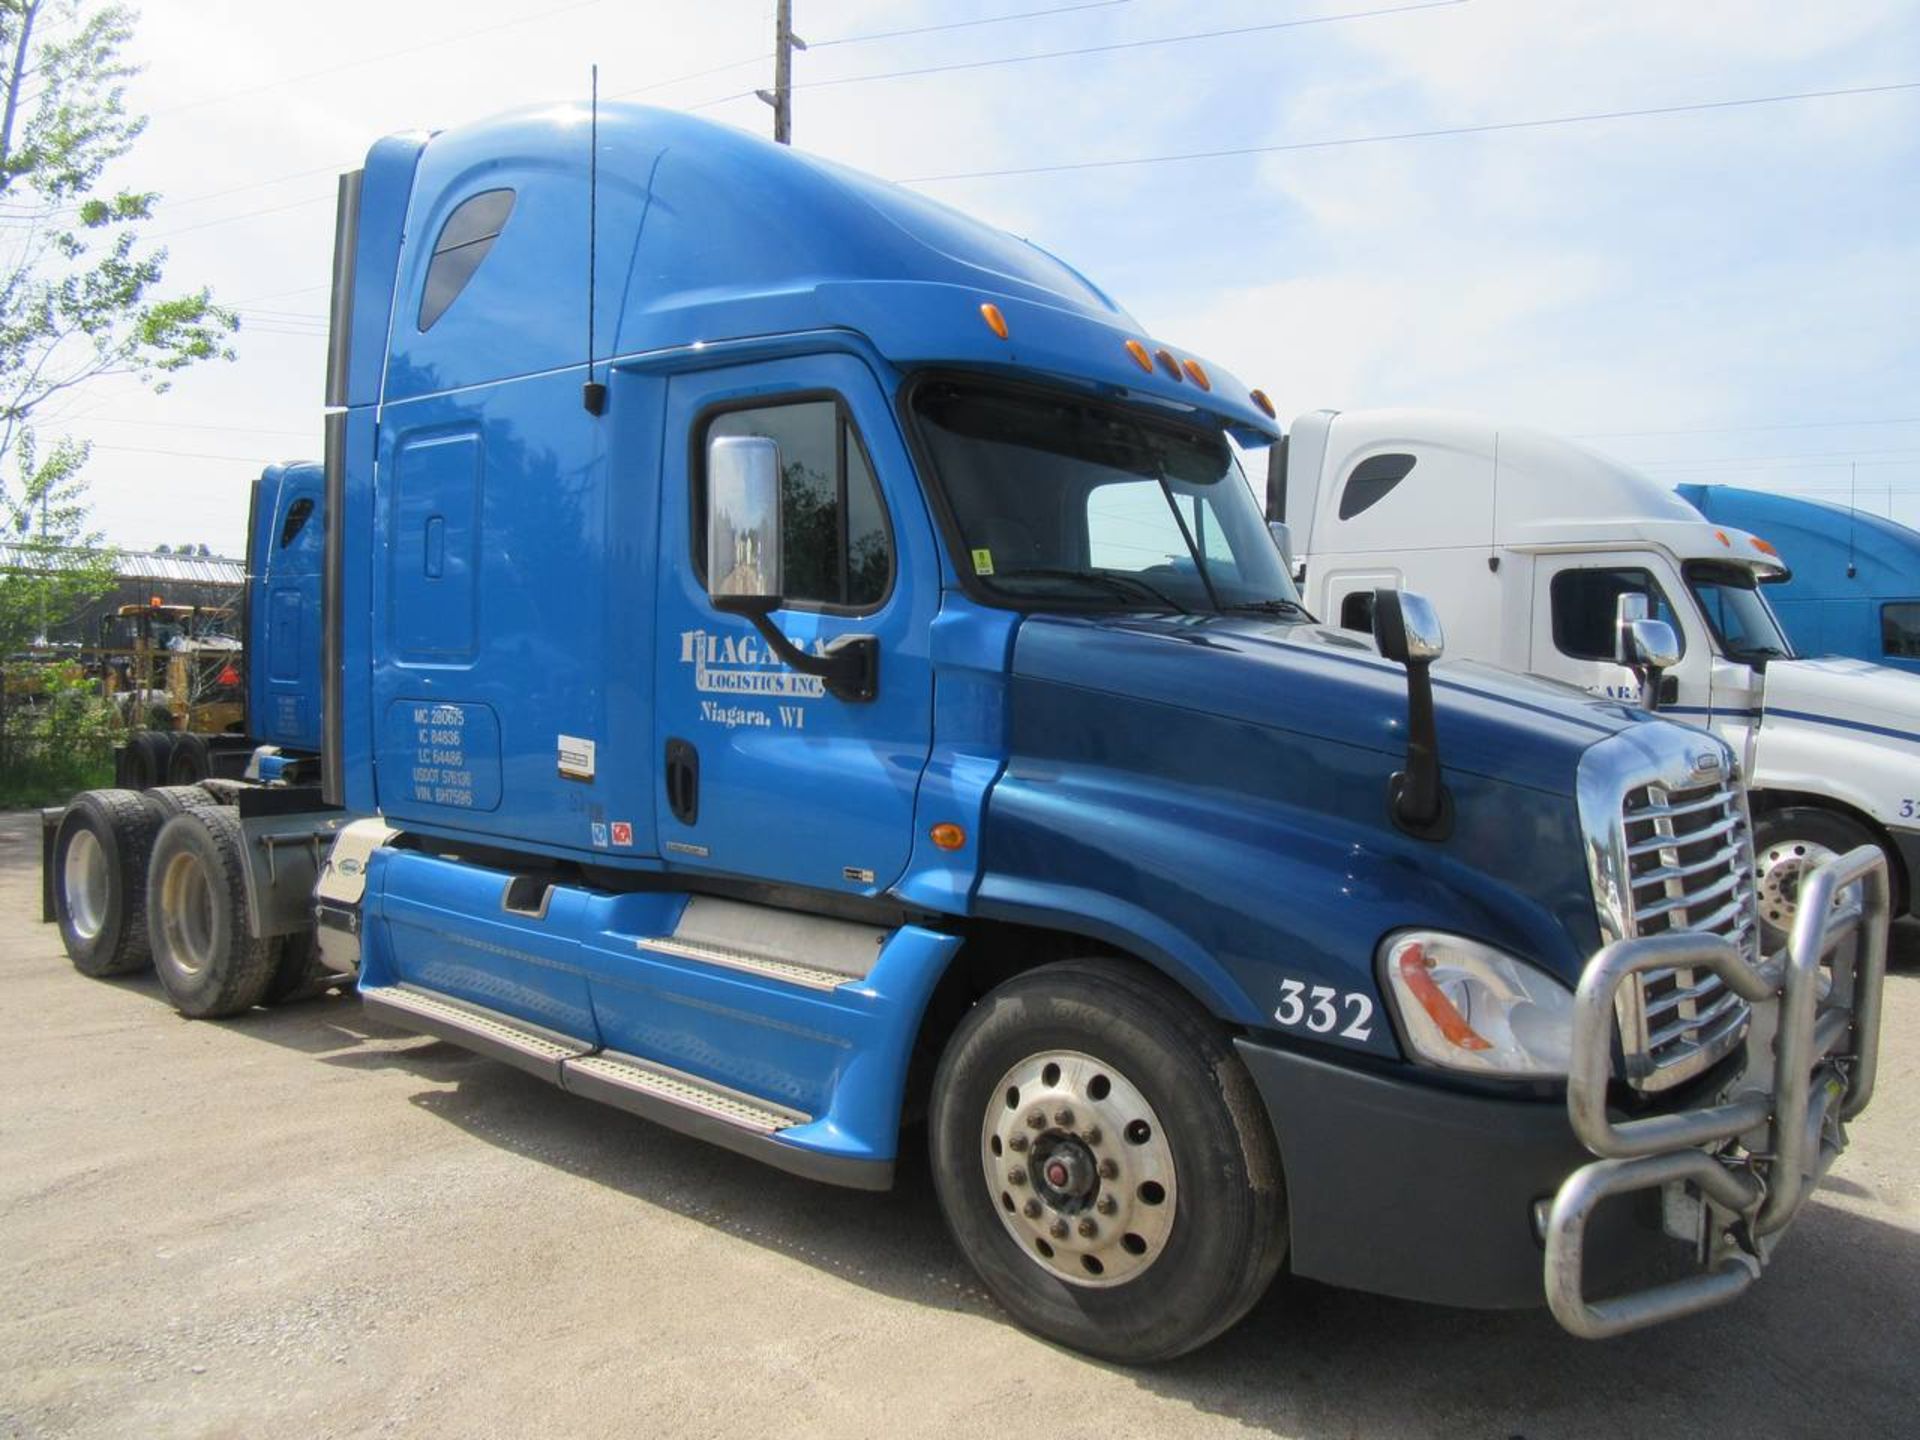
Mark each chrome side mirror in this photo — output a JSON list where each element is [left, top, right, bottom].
[[1626, 618, 1680, 671], [1614, 592, 1677, 711], [706, 434, 783, 611], [1374, 588, 1445, 665], [1372, 588, 1449, 838]]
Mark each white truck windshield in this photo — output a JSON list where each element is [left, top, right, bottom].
[[1686, 561, 1794, 663], [911, 380, 1305, 616]]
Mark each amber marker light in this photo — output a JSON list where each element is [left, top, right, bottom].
[[1154, 347, 1184, 381], [1124, 339, 1154, 372], [1394, 941, 1492, 1052], [930, 823, 967, 851], [1181, 357, 1211, 390], [1249, 388, 1276, 418], [1714, 530, 1732, 547], [1752, 536, 1779, 557], [980, 302, 1009, 339]]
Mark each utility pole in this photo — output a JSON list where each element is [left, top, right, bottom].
[[755, 0, 805, 145]]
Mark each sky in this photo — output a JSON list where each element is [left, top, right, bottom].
[[28, 0, 1920, 554]]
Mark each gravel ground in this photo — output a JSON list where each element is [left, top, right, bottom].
[[2, 809, 1918, 1439]]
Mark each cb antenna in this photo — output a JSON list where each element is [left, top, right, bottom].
[[582, 64, 607, 416]]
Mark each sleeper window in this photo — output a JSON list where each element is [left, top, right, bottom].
[[701, 399, 893, 610], [1884, 603, 1920, 660], [419, 188, 515, 331]]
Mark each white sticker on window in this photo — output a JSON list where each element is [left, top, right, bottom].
[[558, 734, 596, 781]]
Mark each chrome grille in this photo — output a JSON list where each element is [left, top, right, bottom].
[[1616, 774, 1758, 1091]]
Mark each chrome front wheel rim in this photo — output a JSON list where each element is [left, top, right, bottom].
[[1757, 835, 1843, 937], [980, 1049, 1176, 1289]]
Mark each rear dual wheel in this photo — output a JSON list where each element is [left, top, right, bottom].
[[148, 808, 277, 1018], [52, 790, 161, 976], [930, 959, 1288, 1363]]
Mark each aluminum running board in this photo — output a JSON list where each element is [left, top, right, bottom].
[[638, 895, 888, 992], [360, 984, 591, 1084], [562, 1051, 810, 1134]]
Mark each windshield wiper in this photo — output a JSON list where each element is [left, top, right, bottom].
[[997, 568, 1192, 613], [1220, 598, 1313, 620]]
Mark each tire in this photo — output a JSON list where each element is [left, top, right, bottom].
[[265, 930, 337, 1006], [928, 958, 1288, 1363], [167, 732, 211, 784], [1753, 806, 1883, 952], [147, 808, 277, 1018], [122, 731, 168, 790], [144, 784, 218, 820], [51, 790, 162, 977]]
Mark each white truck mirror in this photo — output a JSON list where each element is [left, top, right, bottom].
[[706, 434, 784, 611], [1267, 520, 1295, 572]]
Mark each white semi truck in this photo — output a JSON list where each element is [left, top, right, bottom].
[[1270, 408, 1920, 948]]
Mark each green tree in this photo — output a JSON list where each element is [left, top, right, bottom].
[[0, 0, 239, 649]]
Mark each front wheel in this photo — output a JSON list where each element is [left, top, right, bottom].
[[1753, 806, 1883, 952], [929, 958, 1288, 1363]]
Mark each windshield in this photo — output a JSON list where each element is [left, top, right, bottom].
[[910, 380, 1304, 615], [1685, 561, 1794, 663]]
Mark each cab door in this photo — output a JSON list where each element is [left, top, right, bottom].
[[1529, 555, 1710, 710], [651, 353, 940, 896]]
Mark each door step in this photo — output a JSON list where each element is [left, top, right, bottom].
[[360, 984, 590, 1084], [639, 934, 855, 991], [640, 895, 888, 992], [562, 1051, 810, 1134]]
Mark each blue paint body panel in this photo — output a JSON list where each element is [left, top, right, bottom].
[[1679, 484, 1920, 674], [245, 462, 324, 753], [331, 103, 1692, 1214]]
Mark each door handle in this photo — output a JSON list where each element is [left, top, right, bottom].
[[665, 738, 699, 825]]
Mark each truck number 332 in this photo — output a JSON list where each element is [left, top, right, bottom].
[[1273, 979, 1375, 1041]]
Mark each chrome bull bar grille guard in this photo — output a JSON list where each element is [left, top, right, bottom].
[[1544, 844, 1890, 1339]]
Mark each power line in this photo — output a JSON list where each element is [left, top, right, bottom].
[[1634, 446, 1920, 467], [1577, 416, 1920, 439], [813, 0, 1134, 48], [51, 417, 314, 439], [693, 0, 1466, 109], [898, 77, 1920, 182]]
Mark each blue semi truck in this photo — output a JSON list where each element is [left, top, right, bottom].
[[41, 104, 1890, 1359], [1678, 483, 1920, 675]]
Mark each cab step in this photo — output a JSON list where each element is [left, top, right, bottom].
[[360, 983, 590, 1083], [638, 895, 887, 992], [561, 1050, 809, 1134]]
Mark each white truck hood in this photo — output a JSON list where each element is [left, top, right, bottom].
[[1762, 657, 1920, 744]]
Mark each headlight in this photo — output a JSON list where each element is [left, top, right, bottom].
[[1379, 931, 1573, 1077]]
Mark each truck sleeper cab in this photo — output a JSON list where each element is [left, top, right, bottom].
[[1278, 408, 1920, 952], [1677, 483, 1920, 676], [50, 106, 1889, 1362]]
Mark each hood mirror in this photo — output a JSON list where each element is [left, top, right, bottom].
[[1373, 588, 1450, 839], [1615, 593, 1678, 712]]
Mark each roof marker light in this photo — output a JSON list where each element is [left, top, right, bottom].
[[980, 303, 1009, 340], [1181, 357, 1211, 390], [1714, 530, 1732, 547], [1124, 339, 1154, 373], [1154, 347, 1184, 381], [1250, 388, 1277, 418], [1752, 536, 1779, 557]]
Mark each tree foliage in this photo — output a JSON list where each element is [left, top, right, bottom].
[[0, 1, 240, 648]]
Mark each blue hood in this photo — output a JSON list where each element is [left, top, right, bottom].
[[1011, 612, 1651, 793]]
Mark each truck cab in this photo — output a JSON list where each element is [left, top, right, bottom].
[[244, 461, 325, 756], [1280, 407, 1920, 946], [42, 106, 1890, 1362], [1677, 483, 1920, 676]]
